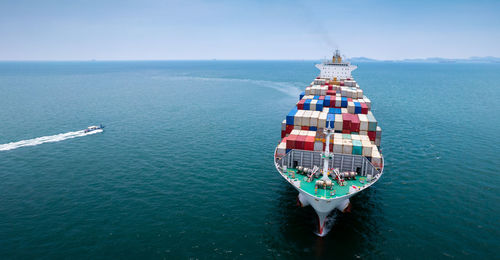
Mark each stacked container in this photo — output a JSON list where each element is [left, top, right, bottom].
[[278, 77, 382, 167]]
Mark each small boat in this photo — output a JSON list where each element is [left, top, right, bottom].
[[84, 124, 105, 133]]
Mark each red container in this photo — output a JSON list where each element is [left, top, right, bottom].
[[350, 114, 360, 132], [301, 126, 309, 130], [326, 90, 335, 95], [286, 124, 294, 134], [342, 129, 351, 134], [286, 134, 297, 149], [304, 136, 315, 151], [296, 135, 306, 150], [319, 96, 325, 100], [342, 113, 351, 131], [281, 130, 286, 138], [347, 98, 353, 102], [328, 85, 333, 90], [368, 131, 376, 141], [329, 142, 333, 151], [361, 103, 368, 114], [297, 99, 305, 110]]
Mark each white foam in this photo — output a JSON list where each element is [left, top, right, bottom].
[[0, 129, 103, 151]]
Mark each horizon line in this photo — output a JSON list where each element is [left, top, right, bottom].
[[0, 56, 498, 62]]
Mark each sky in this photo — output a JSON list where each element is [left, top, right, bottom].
[[0, 0, 499, 60]]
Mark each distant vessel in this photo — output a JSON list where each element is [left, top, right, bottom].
[[84, 124, 105, 133], [274, 50, 384, 236]]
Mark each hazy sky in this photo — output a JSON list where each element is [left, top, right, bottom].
[[1, 0, 499, 60]]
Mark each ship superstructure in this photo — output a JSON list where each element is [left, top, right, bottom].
[[274, 51, 384, 236], [315, 50, 357, 80]]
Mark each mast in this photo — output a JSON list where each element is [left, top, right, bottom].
[[321, 127, 334, 181]]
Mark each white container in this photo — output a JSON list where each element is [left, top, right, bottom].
[[313, 86, 319, 95], [295, 110, 305, 126], [303, 110, 313, 126], [360, 135, 370, 141], [371, 149, 382, 168], [341, 108, 348, 114], [281, 119, 286, 130], [358, 114, 368, 131], [342, 139, 352, 154], [318, 112, 327, 128], [320, 86, 327, 96], [277, 142, 287, 156], [291, 129, 300, 135], [335, 97, 341, 107], [310, 99, 318, 111], [310, 111, 320, 127], [294, 125, 301, 130], [364, 97, 371, 109], [347, 101, 355, 113], [362, 141, 373, 157], [366, 111, 377, 131], [334, 114, 343, 131], [333, 139, 343, 153], [360, 130, 368, 136], [307, 131, 316, 137], [351, 134, 361, 140]]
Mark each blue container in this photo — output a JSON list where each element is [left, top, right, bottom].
[[286, 107, 297, 125], [330, 108, 341, 114], [316, 100, 324, 111], [313, 95, 319, 100], [354, 102, 361, 114], [309, 126, 317, 131], [341, 97, 348, 108], [327, 114, 335, 128], [299, 91, 305, 100], [324, 96, 331, 107], [352, 140, 362, 155], [304, 99, 311, 110]]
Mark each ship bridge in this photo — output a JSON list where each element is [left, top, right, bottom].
[[315, 50, 357, 80]]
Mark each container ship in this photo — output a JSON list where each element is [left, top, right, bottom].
[[274, 50, 384, 236]]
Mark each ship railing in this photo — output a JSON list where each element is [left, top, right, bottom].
[[275, 149, 380, 177]]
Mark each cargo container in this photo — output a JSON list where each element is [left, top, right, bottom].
[[367, 111, 377, 131], [352, 139, 362, 155], [342, 139, 352, 154], [304, 110, 313, 126]]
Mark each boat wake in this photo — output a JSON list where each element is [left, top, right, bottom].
[[0, 129, 103, 151], [154, 75, 303, 98], [314, 213, 337, 237]]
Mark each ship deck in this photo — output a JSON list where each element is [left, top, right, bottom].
[[285, 168, 368, 199]]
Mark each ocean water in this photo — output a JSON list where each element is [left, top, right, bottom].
[[0, 61, 499, 259]]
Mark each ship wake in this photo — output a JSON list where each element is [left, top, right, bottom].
[[157, 75, 303, 98], [314, 212, 337, 237], [0, 129, 103, 151]]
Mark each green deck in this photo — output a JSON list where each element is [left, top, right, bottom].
[[285, 168, 368, 199]]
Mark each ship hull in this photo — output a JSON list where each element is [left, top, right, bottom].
[[274, 147, 384, 236]]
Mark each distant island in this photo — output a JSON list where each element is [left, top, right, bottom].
[[348, 56, 500, 63]]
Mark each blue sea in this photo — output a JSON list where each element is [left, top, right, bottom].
[[0, 61, 499, 259]]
